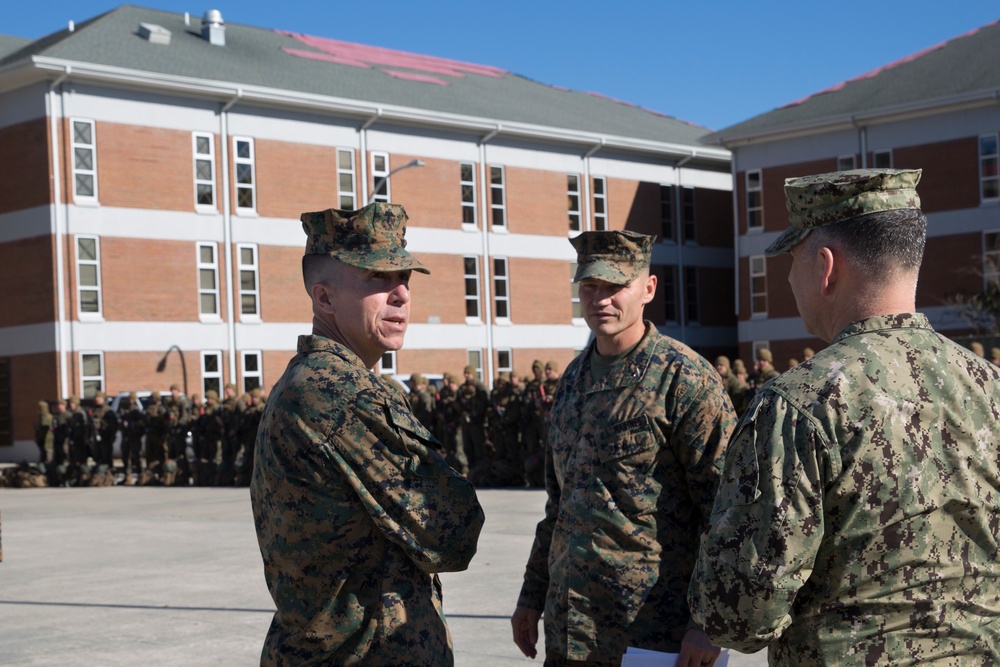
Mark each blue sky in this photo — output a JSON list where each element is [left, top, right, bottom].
[[5, 1, 998, 131]]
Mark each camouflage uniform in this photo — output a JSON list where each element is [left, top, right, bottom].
[[518, 322, 736, 661], [144, 392, 170, 469], [691, 314, 1000, 665], [120, 394, 145, 478], [90, 393, 119, 467], [252, 334, 484, 665], [35, 401, 54, 463]]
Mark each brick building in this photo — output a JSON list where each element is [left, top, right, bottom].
[[705, 20, 1000, 368], [0, 6, 735, 460]]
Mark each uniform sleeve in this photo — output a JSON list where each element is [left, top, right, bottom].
[[516, 440, 559, 611], [688, 390, 833, 653]]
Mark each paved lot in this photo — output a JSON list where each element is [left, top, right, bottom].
[[0, 487, 766, 666]]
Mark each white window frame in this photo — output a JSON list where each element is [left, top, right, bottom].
[[873, 149, 893, 169], [371, 151, 390, 203], [570, 262, 583, 323], [660, 184, 675, 242], [497, 348, 513, 374], [979, 133, 999, 203], [750, 255, 768, 317], [237, 243, 260, 321], [197, 242, 221, 320], [338, 148, 356, 210], [464, 256, 481, 323], [985, 231, 1000, 289], [233, 136, 257, 213], [467, 349, 483, 382], [379, 351, 397, 375], [568, 174, 582, 233], [681, 186, 696, 243], [193, 132, 216, 212], [837, 154, 856, 171], [490, 165, 507, 230], [684, 266, 699, 325], [75, 235, 102, 320], [461, 162, 477, 230], [592, 176, 608, 231], [241, 350, 262, 393], [746, 169, 763, 231], [493, 256, 511, 323], [71, 118, 98, 204], [80, 351, 104, 399], [201, 351, 223, 397]]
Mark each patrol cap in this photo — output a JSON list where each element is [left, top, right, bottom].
[[443, 372, 457, 384], [463, 365, 476, 375], [170, 383, 180, 391], [757, 348, 773, 362], [497, 371, 511, 382], [410, 373, 425, 385], [570, 230, 654, 286], [531, 360, 543, 372], [715, 355, 730, 369], [301, 202, 429, 274], [205, 390, 219, 400], [94, 391, 105, 399], [545, 360, 559, 372], [766, 168, 922, 256]]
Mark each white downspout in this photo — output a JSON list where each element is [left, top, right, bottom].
[[675, 154, 693, 345], [220, 90, 241, 385], [49, 67, 71, 398], [478, 125, 500, 386], [359, 110, 381, 205], [729, 161, 740, 333]]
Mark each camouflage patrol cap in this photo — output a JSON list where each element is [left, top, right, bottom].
[[68, 395, 79, 405], [757, 348, 773, 362], [766, 168, 922, 256], [170, 383, 180, 391], [301, 202, 430, 274], [410, 373, 425, 385], [443, 372, 457, 384], [532, 359, 543, 371], [570, 230, 654, 285], [545, 360, 559, 372], [497, 371, 511, 383], [205, 389, 219, 400], [94, 391, 105, 399], [463, 365, 476, 375], [715, 355, 731, 369], [149, 391, 161, 401]]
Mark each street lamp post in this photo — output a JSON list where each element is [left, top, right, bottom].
[[156, 345, 189, 397], [368, 159, 425, 205]]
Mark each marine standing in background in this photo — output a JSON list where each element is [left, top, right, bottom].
[[143, 391, 170, 483], [66, 396, 92, 466], [690, 169, 1000, 665], [459, 365, 490, 471], [436, 372, 468, 476], [251, 202, 484, 665], [512, 230, 735, 665], [90, 391, 119, 469], [119, 392, 145, 484], [35, 400, 54, 464]]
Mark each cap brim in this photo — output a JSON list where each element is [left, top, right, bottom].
[[572, 261, 635, 286], [764, 226, 811, 257], [335, 248, 430, 274]]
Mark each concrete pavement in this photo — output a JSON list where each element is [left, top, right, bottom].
[[0, 487, 766, 666]]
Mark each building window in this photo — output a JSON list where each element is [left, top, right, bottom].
[[568, 175, 582, 233], [193, 132, 216, 209], [338, 149, 356, 209], [837, 155, 856, 171], [660, 185, 675, 242], [72, 119, 98, 201], [242, 351, 262, 393], [985, 231, 1000, 288], [464, 256, 481, 320], [198, 242, 220, 317], [467, 350, 483, 382], [750, 255, 767, 316], [681, 186, 696, 243], [238, 244, 260, 319], [873, 149, 893, 169], [592, 176, 608, 231], [684, 267, 699, 324], [497, 349, 513, 374], [980, 134, 999, 202], [202, 351, 223, 397], [234, 137, 256, 211], [746, 170, 763, 230], [75, 236, 102, 317], [371, 152, 390, 203], [570, 262, 582, 319], [461, 162, 477, 227], [81, 352, 104, 399], [494, 257, 510, 320], [379, 351, 397, 375], [662, 266, 677, 324], [490, 165, 506, 229], [0, 359, 10, 447]]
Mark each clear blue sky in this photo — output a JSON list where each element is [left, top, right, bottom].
[[6, 1, 999, 131]]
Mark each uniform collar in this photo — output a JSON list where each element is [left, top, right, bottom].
[[832, 313, 931, 345]]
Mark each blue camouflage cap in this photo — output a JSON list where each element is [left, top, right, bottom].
[[301, 202, 430, 274], [570, 230, 655, 286], [766, 168, 922, 256]]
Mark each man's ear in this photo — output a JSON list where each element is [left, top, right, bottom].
[[641, 272, 658, 305], [818, 246, 837, 296], [311, 281, 336, 315]]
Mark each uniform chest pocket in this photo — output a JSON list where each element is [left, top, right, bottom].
[[386, 404, 450, 478], [596, 417, 659, 516]]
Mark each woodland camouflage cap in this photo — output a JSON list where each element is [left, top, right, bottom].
[[766, 168, 922, 256], [301, 202, 429, 274], [570, 230, 654, 286]]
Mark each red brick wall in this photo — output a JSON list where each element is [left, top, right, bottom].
[[695, 188, 735, 247], [253, 139, 338, 219], [918, 233, 986, 307], [505, 168, 566, 236], [10, 352, 59, 442], [889, 138, 980, 213], [409, 254, 476, 325], [0, 118, 51, 214], [0, 236, 56, 327], [256, 245, 313, 323], [504, 258, 570, 324]]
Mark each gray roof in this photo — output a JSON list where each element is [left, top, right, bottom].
[[707, 19, 1000, 144], [0, 34, 31, 59], [1, 5, 718, 150]]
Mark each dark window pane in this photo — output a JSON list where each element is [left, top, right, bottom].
[[204, 355, 219, 373], [237, 141, 250, 159], [237, 164, 253, 185], [461, 163, 473, 181], [237, 188, 254, 208], [196, 136, 211, 154], [77, 238, 97, 261], [240, 270, 256, 291], [464, 257, 477, 274], [197, 160, 213, 180], [244, 355, 259, 372], [80, 290, 99, 312], [73, 122, 92, 144], [75, 174, 94, 197], [79, 264, 98, 287], [465, 278, 478, 296], [241, 294, 257, 314], [496, 302, 508, 318], [462, 206, 475, 224], [462, 184, 475, 203], [466, 300, 478, 318], [492, 208, 504, 227], [197, 185, 214, 205]]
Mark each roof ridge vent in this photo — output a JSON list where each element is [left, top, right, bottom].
[[139, 22, 172, 45], [202, 9, 225, 46]]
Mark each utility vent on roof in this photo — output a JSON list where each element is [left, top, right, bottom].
[[139, 23, 171, 45], [202, 9, 225, 46]]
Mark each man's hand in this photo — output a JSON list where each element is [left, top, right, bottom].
[[675, 627, 721, 667], [510, 605, 542, 659]]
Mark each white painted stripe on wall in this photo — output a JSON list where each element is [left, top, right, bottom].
[[488, 233, 578, 261], [587, 156, 676, 184], [651, 243, 734, 268], [69, 320, 231, 351], [0, 323, 58, 356], [68, 205, 226, 242], [227, 110, 360, 147], [63, 83, 221, 132], [0, 82, 47, 129], [366, 129, 482, 162], [484, 143, 589, 173], [678, 168, 733, 191], [0, 206, 52, 242]]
